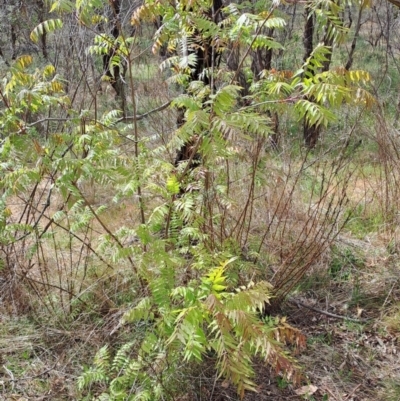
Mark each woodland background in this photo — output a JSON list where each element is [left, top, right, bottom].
[[1, 0, 400, 399]]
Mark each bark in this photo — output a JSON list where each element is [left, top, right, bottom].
[[250, 28, 280, 148], [304, 18, 333, 149], [251, 28, 274, 75], [36, 0, 48, 59], [175, 0, 223, 170], [227, 43, 250, 98], [345, 5, 363, 70], [0, 46, 9, 66], [303, 5, 315, 63], [387, 0, 400, 7], [321, 35, 334, 73], [303, 5, 320, 149], [11, 23, 17, 60], [102, 0, 127, 115]]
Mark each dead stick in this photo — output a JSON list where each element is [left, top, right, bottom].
[[345, 383, 362, 400], [289, 299, 369, 323]]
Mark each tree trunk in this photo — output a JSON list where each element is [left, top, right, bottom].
[[36, 0, 48, 59], [226, 43, 249, 98], [345, 4, 363, 70], [250, 28, 274, 75], [303, 5, 314, 62], [175, 0, 223, 171], [303, 4, 320, 149], [11, 23, 17, 60], [102, 0, 127, 115], [250, 28, 280, 148]]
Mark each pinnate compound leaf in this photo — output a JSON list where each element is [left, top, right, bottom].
[[30, 19, 63, 43]]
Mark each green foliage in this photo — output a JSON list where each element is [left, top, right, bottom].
[[345, 204, 386, 238], [329, 246, 364, 281], [252, 43, 373, 130], [381, 379, 400, 401], [312, 0, 349, 43], [49, 0, 75, 13], [30, 19, 63, 43], [79, 258, 303, 400]]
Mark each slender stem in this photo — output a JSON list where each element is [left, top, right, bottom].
[[230, 5, 277, 86], [126, 38, 146, 225], [73, 184, 144, 285]]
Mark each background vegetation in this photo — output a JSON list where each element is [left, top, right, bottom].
[[1, 0, 400, 399]]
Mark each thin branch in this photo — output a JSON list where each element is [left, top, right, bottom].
[[14, 184, 53, 242], [118, 100, 171, 123], [387, 0, 400, 8], [27, 117, 73, 127], [2, 363, 58, 382], [17, 271, 90, 307], [26, 101, 171, 128], [289, 298, 370, 323], [230, 5, 277, 86]]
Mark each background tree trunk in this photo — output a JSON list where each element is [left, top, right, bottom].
[[303, 3, 320, 149], [250, 28, 280, 148], [102, 0, 127, 115], [175, 0, 223, 170]]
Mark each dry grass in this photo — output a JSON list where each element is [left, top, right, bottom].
[[288, 264, 400, 400], [0, 316, 117, 400]]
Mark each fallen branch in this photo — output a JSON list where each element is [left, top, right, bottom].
[[289, 298, 370, 323], [2, 361, 58, 382]]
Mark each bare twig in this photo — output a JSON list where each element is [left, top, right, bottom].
[[289, 298, 370, 323], [2, 362, 58, 382], [344, 383, 362, 400], [26, 101, 171, 129], [116, 100, 171, 123]]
